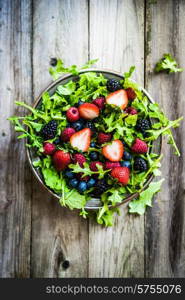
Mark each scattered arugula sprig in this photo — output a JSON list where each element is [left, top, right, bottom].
[[155, 53, 183, 73]]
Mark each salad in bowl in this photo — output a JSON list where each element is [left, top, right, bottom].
[[9, 60, 182, 226]]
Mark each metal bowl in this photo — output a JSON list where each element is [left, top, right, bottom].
[[27, 68, 162, 210]]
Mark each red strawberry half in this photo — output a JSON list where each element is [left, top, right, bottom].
[[70, 128, 91, 152], [111, 167, 130, 185], [53, 150, 71, 171], [126, 88, 136, 100], [104, 161, 121, 170], [131, 138, 148, 154], [61, 127, 76, 142], [79, 103, 100, 120], [106, 89, 128, 110], [97, 132, 112, 144], [102, 140, 124, 162], [92, 97, 105, 110], [90, 161, 104, 172], [73, 153, 86, 167]]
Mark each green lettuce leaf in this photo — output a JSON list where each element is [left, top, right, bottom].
[[129, 179, 164, 215], [155, 53, 183, 73]]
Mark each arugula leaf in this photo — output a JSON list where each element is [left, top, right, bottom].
[[129, 179, 164, 215], [97, 205, 120, 226], [155, 53, 183, 73], [49, 58, 99, 80], [146, 117, 183, 156], [57, 81, 76, 95], [123, 66, 135, 79], [60, 190, 87, 210], [69, 162, 109, 179]]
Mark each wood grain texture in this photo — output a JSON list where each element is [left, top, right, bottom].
[[88, 0, 145, 277], [0, 0, 32, 277], [31, 0, 89, 278], [145, 0, 185, 277], [0, 0, 185, 278]]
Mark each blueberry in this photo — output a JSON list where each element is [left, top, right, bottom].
[[120, 161, 131, 168], [77, 100, 84, 106], [89, 151, 98, 161], [69, 178, 79, 188], [78, 181, 87, 193], [71, 119, 84, 131], [53, 137, 61, 145], [123, 151, 132, 160], [87, 178, 96, 188], [122, 140, 127, 146], [90, 142, 96, 148], [65, 171, 74, 179]]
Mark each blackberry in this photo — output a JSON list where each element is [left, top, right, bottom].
[[86, 121, 96, 133], [41, 120, 57, 140], [50, 57, 57, 66], [107, 78, 122, 92], [134, 157, 148, 172], [136, 119, 150, 133], [93, 179, 108, 196]]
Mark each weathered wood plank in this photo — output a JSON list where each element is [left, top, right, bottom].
[[88, 0, 145, 277], [31, 0, 89, 278], [145, 0, 185, 277], [0, 0, 32, 277]]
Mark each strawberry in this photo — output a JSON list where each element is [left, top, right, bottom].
[[43, 142, 56, 155], [61, 127, 76, 142], [78, 103, 100, 120], [70, 128, 91, 152], [125, 107, 137, 115], [106, 89, 128, 110], [73, 153, 86, 167], [111, 167, 130, 185], [90, 161, 104, 172], [126, 88, 136, 100], [97, 132, 112, 144], [104, 161, 121, 170], [92, 97, 105, 110], [53, 150, 71, 171], [131, 138, 148, 154], [66, 107, 80, 122], [102, 140, 124, 162]]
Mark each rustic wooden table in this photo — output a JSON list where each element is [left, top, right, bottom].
[[0, 0, 184, 278]]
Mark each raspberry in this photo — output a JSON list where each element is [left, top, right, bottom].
[[125, 88, 136, 100], [43, 142, 56, 155], [131, 138, 148, 154], [66, 107, 80, 122], [97, 132, 112, 144], [73, 153, 86, 167], [41, 120, 57, 140], [125, 107, 137, 115], [107, 78, 122, 92], [61, 128, 75, 142], [76, 173, 90, 182], [90, 161, 104, 172], [104, 161, 121, 170], [92, 97, 106, 110], [134, 157, 148, 172]]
